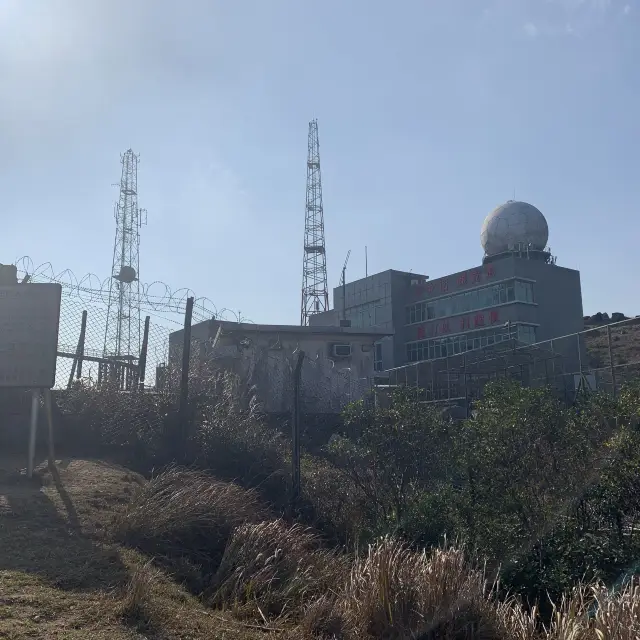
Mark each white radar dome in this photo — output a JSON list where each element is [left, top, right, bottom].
[[480, 200, 549, 257]]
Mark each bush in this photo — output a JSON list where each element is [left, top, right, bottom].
[[112, 467, 267, 587], [54, 382, 170, 464], [187, 372, 290, 507], [299, 455, 369, 546]]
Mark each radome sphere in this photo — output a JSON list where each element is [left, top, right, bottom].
[[480, 200, 549, 256]]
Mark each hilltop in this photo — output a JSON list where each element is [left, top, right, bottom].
[[583, 313, 640, 373]]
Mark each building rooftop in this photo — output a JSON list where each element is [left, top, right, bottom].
[[212, 320, 393, 338], [333, 268, 429, 290]]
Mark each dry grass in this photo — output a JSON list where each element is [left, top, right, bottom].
[[2, 455, 640, 639], [209, 519, 349, 622], [332, 538, 507, 639], [112, 466, 268, 585], [294, 539, 640, 639], [119, 559, 161, 622], [0, 457, 269, 639], [542, 581, 640, 640]]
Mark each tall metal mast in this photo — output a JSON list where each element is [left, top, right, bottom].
[[103, 149, 145, 360], [301, 119, 329, 325]]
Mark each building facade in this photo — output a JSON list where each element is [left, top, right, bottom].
[[167, 320, 391, 413], [311, 201, 584, 374]]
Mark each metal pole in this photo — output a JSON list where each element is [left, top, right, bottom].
[[76, 310, 88, 380], [138, 315, 150, 389], [179, 297, 195, 442], [44, 388, 55, 468], [607, 324, 617, 398], [67, 310, 87, 389], [462, 355, 468, 418], [291, 351, 305, 508], [430, 358, 434, 401], [577, 332, 582, 374], [27, 389, 40, 478], [342, 270, 347, 321]]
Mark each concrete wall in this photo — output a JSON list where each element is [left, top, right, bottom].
[[209, 329, 377, 413], [331, 269, 420, 371], [169, 321, 385, 413]]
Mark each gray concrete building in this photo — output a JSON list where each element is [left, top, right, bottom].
[[167, 320, 391, 413], [311, 200, 584, 374]]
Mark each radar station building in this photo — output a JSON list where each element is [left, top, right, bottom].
[[310, 201, 584, 375]]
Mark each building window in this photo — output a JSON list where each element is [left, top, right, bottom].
[[374, 342, 383, 371], [405, 279, 535, 325], [405, 324, 537, 363], [346, 300, 383, 329]]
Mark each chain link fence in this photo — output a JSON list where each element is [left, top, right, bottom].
[[386, 316, 640, 412], [13, 257, 251, 391]]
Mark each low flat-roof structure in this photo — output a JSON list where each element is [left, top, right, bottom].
[[167, 319, 393, 413]]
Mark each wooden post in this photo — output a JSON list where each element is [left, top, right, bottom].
[[138, 316, 151, 390], [291, 351, 305, 507], [27, 389, 40, 478], [179, 297, 195, 446], [607, 325, 617, 398]]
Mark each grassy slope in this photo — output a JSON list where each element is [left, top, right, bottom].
[[584, 321, 640, 370], [0, 458, 268, 640]]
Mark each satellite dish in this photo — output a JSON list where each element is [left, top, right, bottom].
[[114, 266, 137, 284]]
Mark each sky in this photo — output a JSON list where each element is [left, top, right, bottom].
[[0, 0, 638, 324]]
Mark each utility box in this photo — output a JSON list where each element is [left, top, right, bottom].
[[0, 264, 18, 285]]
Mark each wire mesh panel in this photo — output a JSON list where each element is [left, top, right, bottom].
[[386, 316, 640, 407], [13, 257, 247, 391]]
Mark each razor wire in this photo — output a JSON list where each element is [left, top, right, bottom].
[[14, 256, 252, 389]]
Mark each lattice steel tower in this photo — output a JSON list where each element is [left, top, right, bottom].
[[300, 120, 329, 325], [103, 149, 145, 359]]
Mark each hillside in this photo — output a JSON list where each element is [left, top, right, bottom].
[[0, 458, 260, 639], [1, 452, 640, 639], [583, 314, 640, 373]]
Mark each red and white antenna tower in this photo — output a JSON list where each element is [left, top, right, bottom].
[[300, 120, 329, 325]]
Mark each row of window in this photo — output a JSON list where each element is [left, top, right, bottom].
[[345, 300, 384, 328], [406, 279, 535, 325], [405, 324, 537, 362]]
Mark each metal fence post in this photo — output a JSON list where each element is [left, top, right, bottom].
[[607, 324, 617, 398], [179, 297, 195, 445], [138, 316, 151, 390], [291, 351, 305, 509], [67, 310, 87, 389]]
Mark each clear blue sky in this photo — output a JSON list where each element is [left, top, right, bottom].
[[1, 0, 637, 324]]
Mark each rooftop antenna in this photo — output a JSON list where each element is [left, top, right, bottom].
[[300, 120, 329, 325], [340, 249, 351, 320], [365, 246, 368, 278]]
